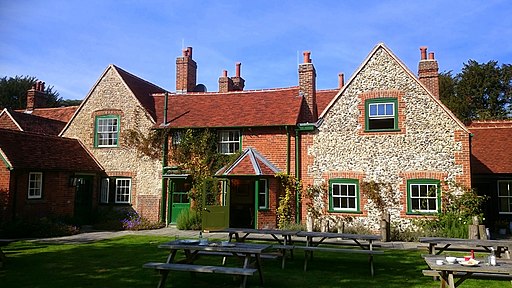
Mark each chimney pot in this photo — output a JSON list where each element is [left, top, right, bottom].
[[428, 52, 435, 60], [303, 51, 311, 63], [187, 47, 192, 58], [338, 73, 345, 89], [222, 70, 228, 77], [420, 46, 428, 60], [41, 82, 45, 91], [236, 62, 241, 77]]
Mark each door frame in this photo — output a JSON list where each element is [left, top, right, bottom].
[[164, 174, 191, 225]]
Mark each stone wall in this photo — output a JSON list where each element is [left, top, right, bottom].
[[62, 66, 162, 222], [305, 46, 471, 230]]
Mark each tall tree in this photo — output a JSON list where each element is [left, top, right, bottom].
[[0, 75, 62, 109], [439, 61, 512, 123]]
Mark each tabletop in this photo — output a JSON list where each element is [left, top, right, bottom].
[[213, 228, 299, 236], [159, 240, 271, 254], [297, 231, 380, 241], [420, 237, 512, 246], [425, 256, 512, 274]]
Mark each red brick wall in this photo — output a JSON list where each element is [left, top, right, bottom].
[[0, 169, 12, 223], [257, 179, 279, 228], [454, 130, 471, 188]]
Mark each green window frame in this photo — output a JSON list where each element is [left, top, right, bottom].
[[498, 180, 512, 214], [217, 130, 241, 154], [94, 115, 120, 147], [257, 179, 269, 210], [28, 172, 43, 199], [365, 98, 399, 131], [329, 179, 360, 213], [407, 179, 441, 214]]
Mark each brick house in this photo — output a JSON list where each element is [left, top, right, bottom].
[[467, 120, 512, 228], [0, 129, 102, 223], [300, 43, 471, 230], [2, 43, 487, 231]]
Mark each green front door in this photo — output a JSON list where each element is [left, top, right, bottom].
[[202, 179, 230, 231], [169, 179, 191, 224]]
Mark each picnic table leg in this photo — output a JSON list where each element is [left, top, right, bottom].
[[157, 270, 169, 288], [303, 250, 312, 272], [255, 254, 265, 285], [368, 254, 374, 277]]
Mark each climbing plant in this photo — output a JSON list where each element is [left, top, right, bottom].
[[275, 172, 302, 229], [122, 128, 168, 160]]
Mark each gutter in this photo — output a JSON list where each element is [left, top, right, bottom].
[[160, 92, 169, 224]]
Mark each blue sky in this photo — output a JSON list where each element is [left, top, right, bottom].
[[1, 0, 511, 100]]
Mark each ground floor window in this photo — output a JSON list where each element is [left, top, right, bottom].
[[407, 179, 440, 214], [498, 180, 512, 214], [329, 179, 359, 212], [28, 172, 43, 199], [257, 179, 268, 210], [100, 177, 131, 204]]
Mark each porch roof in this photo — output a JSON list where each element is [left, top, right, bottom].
[[215, 147, 280, 176]]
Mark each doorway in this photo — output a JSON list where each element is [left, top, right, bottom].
[[229, 179, 255, 228], [74, 175, 93, 224], [168, 179, 192, 224]]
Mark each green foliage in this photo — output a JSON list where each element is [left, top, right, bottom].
[[176, 209, 201, 230], [121, 212, 165, 231], [417, 184, 488, 238], [0, 75, 62, 109], [275, 172, 302, 229], [390, 222, 422, 242], [439, 61, 512, 122], [0, 217, 79, 238], [360, 180, 396, 214], [302, 183, 325, 219], [122, 128, 168, 160]]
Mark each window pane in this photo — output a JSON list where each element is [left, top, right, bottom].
[[419, 185, 428, 197], [333, 197, 341, 209], [369, 104, 377, 116], [385, 104, 394, 115], [412, 199, 420, 210], [348, 185, 356, 196], [348, 198, 356, 209], [340, 185, 347, 196], [340, 198, 348, 208], [411, 185, 419, 197], [377, 104, 385, 115], [333, 184, 340, 196], [428, 199, 437, 211]]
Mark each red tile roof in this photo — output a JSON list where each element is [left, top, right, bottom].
[[216, 148, 280, 176], [468, 120, 512, 174], [113, 65, 167, 120], [8, 109, 72, 135], [317, 89, 339, 115], [0, 129, 102, 171], [27, 106, 78, 122], [153, 88, 306, 128]]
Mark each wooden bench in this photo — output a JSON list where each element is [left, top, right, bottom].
[[143, 262, 257, 288], [295, 246, 384, 276], [196, 250, 278, 267], [271, 244, 295, 269], [422, 269, 512, 281]]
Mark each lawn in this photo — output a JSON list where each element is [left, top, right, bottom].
[[0, 235, 508, 288]]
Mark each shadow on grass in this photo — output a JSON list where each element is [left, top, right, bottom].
[[0, 236, 509, 288]]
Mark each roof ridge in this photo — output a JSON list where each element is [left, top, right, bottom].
[[111, 64, 168, 92]]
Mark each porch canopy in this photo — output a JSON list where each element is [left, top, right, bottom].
[[215, 147, 280, 177]]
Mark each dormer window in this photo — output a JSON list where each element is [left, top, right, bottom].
[[365, 98, 398, 131]]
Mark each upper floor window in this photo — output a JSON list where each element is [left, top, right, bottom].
[[365, 98, 398, 131], [95, 115, 119, 147], [498, 180, 512, 214], [28, 172, 43, 199], [218, 130, 240, 154], [407, 179, 440, 214], [329, 179, 360, 212]]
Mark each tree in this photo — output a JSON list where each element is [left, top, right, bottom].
[[439, 61, 512, 123], [0, 75, 62, 109]]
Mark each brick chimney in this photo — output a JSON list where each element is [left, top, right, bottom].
[[26, 81, 48, 111], [418, 46, 440, 99], [230, 62, 245, 91], [176, 47, 197, 93], [299, 51, 317, 123], [218, 70, 234, 92], [338, 73, 345, 89]]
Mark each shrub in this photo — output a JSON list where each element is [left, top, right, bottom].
[[121, 212, 165, 231], [176, 209, 201, 230], [0, 217, 79, 238]]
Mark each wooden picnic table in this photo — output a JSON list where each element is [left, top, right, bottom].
[[143, 240, 271, 288], [424, 256, 512, 288], [295, 231, 383, 276], [213, 228, 299, 246], [420, 237, 512, 259]]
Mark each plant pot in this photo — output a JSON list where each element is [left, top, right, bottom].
[[499, 228, 507, 235]]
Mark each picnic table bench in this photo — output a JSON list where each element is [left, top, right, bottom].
[[143, 240, 270, 288], [295, 231, 383, 276], [419, 237, 512, 259]]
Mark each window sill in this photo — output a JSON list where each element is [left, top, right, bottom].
[[364, 129, 401, 133], [328, 210, 362, 214], [258, 208, 270, 212], [406, 212, 438, 216]]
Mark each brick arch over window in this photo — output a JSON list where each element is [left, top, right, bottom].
[[92, 109, 124, 118], [358, 90, 405, 135], [399, 171, 447, 218]]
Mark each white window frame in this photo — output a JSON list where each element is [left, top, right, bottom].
[[331, 182, 358, 211], [258, 179, 269, 209], [498, 180, 512, 214], [28, 172, 43, 199], [115, 178, 131, 204], [96, 116, 119, 147], [100, 178, 110, 204], [410, 183, 438, 213], [218, 130, 240, 154]]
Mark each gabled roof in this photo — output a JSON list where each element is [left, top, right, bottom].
[[1, 107, 76, 135], [319, 43, 469, 133], [0, 128, 103, 171], [215, 147, 280, 176], [153, 87, 308, 128], [467, 120, 512, 174], [61, 65, 167, 135]]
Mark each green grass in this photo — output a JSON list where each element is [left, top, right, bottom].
[[0, 236, 508, 288]]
